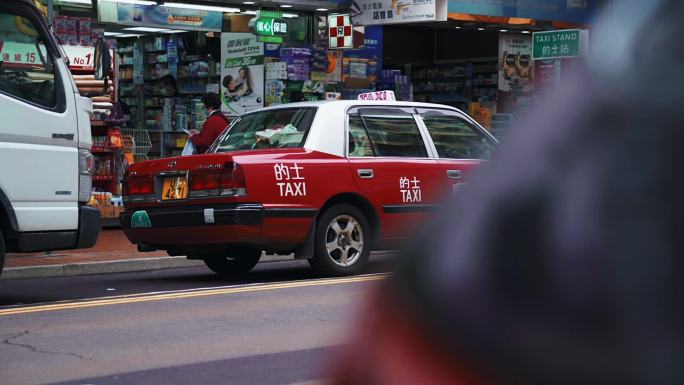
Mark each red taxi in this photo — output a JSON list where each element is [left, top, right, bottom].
[[121, 98, 497, 276]]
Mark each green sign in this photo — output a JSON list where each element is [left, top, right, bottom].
[[249, 11, 289, 44], [532, 29, 581, 60], [131, 210, 152, 228]]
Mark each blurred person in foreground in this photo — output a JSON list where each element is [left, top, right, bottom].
[[331, 1, 683, 384]]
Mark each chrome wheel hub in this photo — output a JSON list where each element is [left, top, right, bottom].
[[325, 215, 364, 267]]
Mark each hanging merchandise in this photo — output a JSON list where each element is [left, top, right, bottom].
[[220, 33, 265, 116], [107, 127, 125, 149]]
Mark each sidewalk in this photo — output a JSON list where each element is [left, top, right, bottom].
[[3, 229, 202, 280]]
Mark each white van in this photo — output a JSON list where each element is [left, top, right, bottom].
[[0, 0, 101, 275]]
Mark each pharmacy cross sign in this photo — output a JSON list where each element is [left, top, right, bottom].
[[532, 29, 581, 60], [328, 14, 353, 49]]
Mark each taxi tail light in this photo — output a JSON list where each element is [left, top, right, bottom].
[[189, 162, 246, 198], [123, 173, 155, 203]]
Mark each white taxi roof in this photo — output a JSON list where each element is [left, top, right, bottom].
[[255, 99, 465, 112]]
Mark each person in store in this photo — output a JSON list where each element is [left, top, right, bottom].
[[188, 92, 229, 154], [159, 74, 179, 97]]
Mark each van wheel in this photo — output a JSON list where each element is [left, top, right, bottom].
[[0, 230, 5, 277], [309, 204, 371, 276], [199, 247, 261, 277]]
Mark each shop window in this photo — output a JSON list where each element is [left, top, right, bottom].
[[419, 109, 494, 159], [214, 107, 316, 152], [0, 12, 57, 109], [349, 109, 427, 158]]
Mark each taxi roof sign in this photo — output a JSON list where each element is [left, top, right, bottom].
[[357, 90, 396, 101]]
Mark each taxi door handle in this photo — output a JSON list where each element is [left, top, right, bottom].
[[357, 169, 374, 179], [447, 170, 462, 179]]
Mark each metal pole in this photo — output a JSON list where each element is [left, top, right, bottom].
[[48, 0, 54, 24]]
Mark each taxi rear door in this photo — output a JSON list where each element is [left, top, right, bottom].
[[346, 106, 442, 240], [416, 108, 497, 196]]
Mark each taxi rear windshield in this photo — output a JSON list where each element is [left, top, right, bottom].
[[213, 107, 316, 152]]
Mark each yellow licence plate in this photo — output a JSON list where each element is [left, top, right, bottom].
[[161, 176, 188, 201]]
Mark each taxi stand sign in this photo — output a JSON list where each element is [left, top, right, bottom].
[[357, 90, 396, 101]]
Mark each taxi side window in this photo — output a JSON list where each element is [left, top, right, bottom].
[[348, 115, 375, 157], [214, 107, 316, 152], [347, 109, 428, 158], [419, 109, 494, 159]]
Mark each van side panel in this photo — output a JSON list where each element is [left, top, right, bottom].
[[0, 58, 80, 232]]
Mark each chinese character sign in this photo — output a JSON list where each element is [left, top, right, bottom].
[[274, 163, 307, 197], [350, 0, 446, 26], [532, 29, 582, 60], [399, 176, 422, 203]]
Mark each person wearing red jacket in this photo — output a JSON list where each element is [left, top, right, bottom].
[[189, 93, 229, 154]]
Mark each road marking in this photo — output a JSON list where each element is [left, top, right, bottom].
[[0, 274, 389, 317]]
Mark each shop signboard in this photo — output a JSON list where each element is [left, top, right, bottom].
[[220, 33, 265, 116], [329, 14, 353, 49], [532, 29, 582, 60], [499, 34, 534, 94], [250, 10, 289, 44], [350, 0, 447, 26], [447, 0, 597, 24], [0, 42, 108, 72], [116, 4, 222, 32]]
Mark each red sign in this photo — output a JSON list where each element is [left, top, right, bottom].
[[328, 14, 352, 49]]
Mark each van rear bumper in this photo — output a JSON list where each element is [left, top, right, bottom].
[[15, 206, 100, 252]]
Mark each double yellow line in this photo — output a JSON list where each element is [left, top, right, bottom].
[[0, 274, 388, 317]]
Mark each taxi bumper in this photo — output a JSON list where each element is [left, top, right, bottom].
[[120, 203, 263, 245]]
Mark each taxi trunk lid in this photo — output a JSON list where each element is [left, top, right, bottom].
[[123, 154, 245, 205]]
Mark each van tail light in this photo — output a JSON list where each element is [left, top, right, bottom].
[[78, 149, 95, 202], [123, 172, 155, 203], [189, 162, 246, 198]]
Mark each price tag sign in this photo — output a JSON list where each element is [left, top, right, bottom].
[[63, 46, 96, 70]]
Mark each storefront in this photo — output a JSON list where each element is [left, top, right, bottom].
[[351, 0, 600, 137], [45, 0, 601, 223]]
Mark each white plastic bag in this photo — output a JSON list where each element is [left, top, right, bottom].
[[181, 140, 196, 156]]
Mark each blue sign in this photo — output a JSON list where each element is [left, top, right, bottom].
[[448, 0, 599, 23], [117, 4, 223, 32], [343, 25, 383, 79]]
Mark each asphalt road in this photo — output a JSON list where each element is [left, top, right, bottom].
[[0, 254, 396, 385]]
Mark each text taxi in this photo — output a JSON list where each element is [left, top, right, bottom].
[[121, 94, 497, 276]]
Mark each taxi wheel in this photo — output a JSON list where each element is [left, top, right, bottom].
[[201, 247, 261, 277], [310, 204, 371, 276]]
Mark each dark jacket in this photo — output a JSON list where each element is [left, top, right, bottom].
[[190, 110, 229, 153]]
